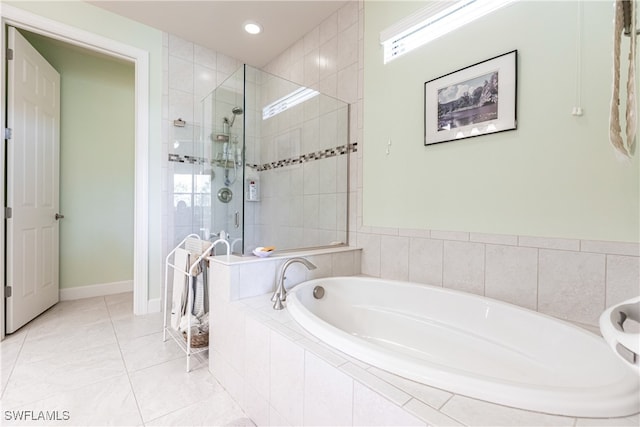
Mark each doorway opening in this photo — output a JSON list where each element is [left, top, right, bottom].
[[1, 5, 151, 339]]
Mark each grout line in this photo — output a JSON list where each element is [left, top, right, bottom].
[[109, 294, 145, 425], [0, 327, 29, 400], [438, 393, 455, 411]]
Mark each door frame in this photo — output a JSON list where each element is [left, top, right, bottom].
[[0, 4, 150, 339]]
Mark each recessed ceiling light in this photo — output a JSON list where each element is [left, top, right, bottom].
[[244, 21, 262, 35]]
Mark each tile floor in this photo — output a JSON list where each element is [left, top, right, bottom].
[[0, 292, 254, 426]]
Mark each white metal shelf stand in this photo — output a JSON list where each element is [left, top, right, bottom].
[[163, 233, 230, 372]]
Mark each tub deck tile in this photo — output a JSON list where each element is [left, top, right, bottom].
[[404, 398, 465, 427], [340, 362, 412, 407], [297, 338, 348, 367], [440, 395, 575, 427], [367, 366, 453, 410], [575, 414, 640, 426]]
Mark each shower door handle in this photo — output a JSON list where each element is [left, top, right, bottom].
[[234, 211, 240, 228]]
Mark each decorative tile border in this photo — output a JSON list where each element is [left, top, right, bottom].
[[168, 153, 208, 165], [248, 143, 357, 172], [169, 143, 357, 170]]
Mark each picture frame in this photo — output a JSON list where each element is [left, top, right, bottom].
[[424, 50, 517, 146]]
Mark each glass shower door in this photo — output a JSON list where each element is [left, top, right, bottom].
[[202, 66, 245, 254]]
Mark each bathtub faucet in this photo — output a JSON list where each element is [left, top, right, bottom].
[[272, 257, 317, 310]]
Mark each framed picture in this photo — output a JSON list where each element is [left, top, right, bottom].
[[424, 50, 517, 146]]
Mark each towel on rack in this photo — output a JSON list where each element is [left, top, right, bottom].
[[171, 248, 191, 330], [192, 260, 209, 318], [185, 237, 211, 275]]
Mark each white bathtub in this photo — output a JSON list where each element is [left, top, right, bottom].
[[286, 276, 639, 418]]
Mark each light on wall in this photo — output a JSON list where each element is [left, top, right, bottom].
[[262, 87, 319, 120], [380, 0, 517, 64]]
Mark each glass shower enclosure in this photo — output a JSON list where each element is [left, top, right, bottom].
[[199, 65, 350, 255]]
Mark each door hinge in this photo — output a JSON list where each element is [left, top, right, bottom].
[[5, 207, 12, 219], [4, 286, 12, 298], [4, 128, 12, 140], [7, 48, 13, 60]]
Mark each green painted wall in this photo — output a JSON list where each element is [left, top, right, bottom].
[[364, 1, 639, 243], [23, 31, 134, 289], [7, 1, 164, 297]]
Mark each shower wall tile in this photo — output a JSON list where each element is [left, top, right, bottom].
[[303, 161, 321, 194], [168, 34, 193, 61], [194, 65, 217, 100], [320, 13, 338, 44], [318, 157, 338, 194], [303, 195, 320, 229], [168, 89, 194, 127], [538, 249, 606, 325], [337, 63, 358, 104], [304, 49, 320, 87], [338, 23, 358, 71], [337, 193, 348, 233], [216, 52, 240, 76], [290, 59, 304, 88], [338, 0, 359, 32], [194, 45, 217, 70], [485, 245, 538, 310], [168, 56, 194, 92], [303, 26, 320, 55], [318, 194, 338, 231], [320, 37, 338, 79]]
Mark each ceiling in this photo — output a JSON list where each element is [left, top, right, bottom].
[[88, 1, 351, 67]]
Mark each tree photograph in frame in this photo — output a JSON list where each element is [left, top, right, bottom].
[[424, 50, 517, 145]]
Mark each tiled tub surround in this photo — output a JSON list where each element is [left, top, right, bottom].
[[207, 249, 639, 427], [357, 230, 640, 329]]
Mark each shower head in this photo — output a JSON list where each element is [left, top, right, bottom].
[[227, 106, 244, 128]]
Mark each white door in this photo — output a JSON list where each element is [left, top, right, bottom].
[[6, 27, 61, 334]]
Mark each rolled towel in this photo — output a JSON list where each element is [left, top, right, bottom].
[[179, 314, 200, 333]]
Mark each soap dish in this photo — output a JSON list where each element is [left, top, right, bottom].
[[252, 247, 274, 258]]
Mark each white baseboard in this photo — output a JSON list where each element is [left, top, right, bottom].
[[59, 280, 133, 301], [147, 298, 161, 313]]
